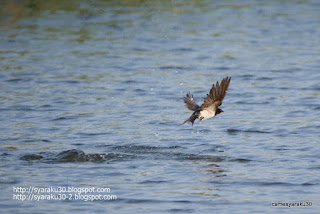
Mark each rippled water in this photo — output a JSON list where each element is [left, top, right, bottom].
[[1, 0, 320, 213]]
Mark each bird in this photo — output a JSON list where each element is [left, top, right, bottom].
[[182, 77, 231, 126]]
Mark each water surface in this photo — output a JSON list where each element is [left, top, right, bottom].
[[1, 0, 320, 213]]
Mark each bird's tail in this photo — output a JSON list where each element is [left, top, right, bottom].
[[182, 111, 198, 126]]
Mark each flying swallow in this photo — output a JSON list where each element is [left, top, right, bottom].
[[182, 77, 231, 126]]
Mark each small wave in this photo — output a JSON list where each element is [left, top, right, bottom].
[[159, 66, 191, 70], [227, 129, 272, 134], [228, 158, 252, 163], [77, 132, 112, 136], [234, 101, 270, 105], [20, 149, 106, 163], [257, 77, 273, 81], [6, 78, 24, 82], [139, 180, 167, 184], [171, 48, 194, 52], [173, 152, 224, 162], [260, 182, 316, 186], [20, 154, 44, 161], [52, 116, 76, 121]]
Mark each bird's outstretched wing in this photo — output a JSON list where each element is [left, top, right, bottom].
[[183, 93, 199, 111], [200, 77, 231, 111]]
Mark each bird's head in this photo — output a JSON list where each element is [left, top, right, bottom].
[[216, 108, 224, 115]]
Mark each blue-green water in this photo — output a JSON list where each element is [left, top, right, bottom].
[[1, 0, 320, 213]]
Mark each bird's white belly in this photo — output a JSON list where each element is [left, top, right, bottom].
[[199, 109, 215, 120]]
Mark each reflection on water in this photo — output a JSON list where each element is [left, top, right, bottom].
[[1, 0, 320, 213]]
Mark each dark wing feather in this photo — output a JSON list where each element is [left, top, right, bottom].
[[200, 77, 231, 111], [183, 93, 199, 111]]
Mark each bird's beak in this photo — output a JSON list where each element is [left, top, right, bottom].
[[221, 110, 224, 112]]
